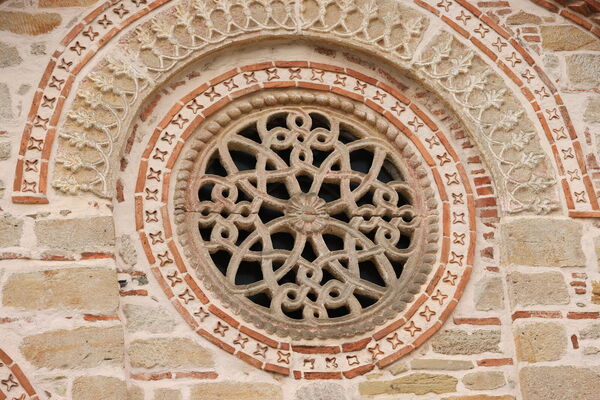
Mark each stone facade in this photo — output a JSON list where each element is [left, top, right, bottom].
[[0, 0, 599, 399]]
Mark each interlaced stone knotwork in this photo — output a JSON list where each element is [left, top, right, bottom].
[[177, 92, 437, 339]]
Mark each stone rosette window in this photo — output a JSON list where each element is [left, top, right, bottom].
[[141, 60, 478, 377], [176, 93, 438, 340]]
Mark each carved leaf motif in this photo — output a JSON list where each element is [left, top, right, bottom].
[[508, 130, 535, 151], [415, 35, 557, 214]]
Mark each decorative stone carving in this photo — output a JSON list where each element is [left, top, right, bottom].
[[177, 99, 436, 339], [38, 0, 582, 217], [135, 58, 476, 377], [414, 33, 557, 214]]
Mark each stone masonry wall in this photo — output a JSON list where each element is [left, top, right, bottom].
[[0, 0, 599, 400]]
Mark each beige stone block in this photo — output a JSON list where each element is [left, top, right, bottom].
[[0, 42, 21, 68], [506, 10, 542, 25], [21, 326, 123, 369], [567, 54, 600, 88], [520, 366, 600, 400], [359, 373, 457, 395], [128, 385, 144, 400], [30, 42, 46, 55], [154, 388, 182, 400], [585, 97, 600, 124], [441, 396, 515, 400], [514, 322, 566, 362], [584, 346, 600, 355], [462, 371, 506, 390], [128, 338, 213, 369], [431, 330, 500, 355], [410, 359, 474, 370], [123, 304, 176, 333], [594, 281, 600, 304], [386, 360, 408, 375], [507, 272, 569, 307], [0, 11, 61, 35], [0, 83, 12, 120], [541, 26, 600, 51], [191, 382, 282, 400], [475, 277, 504, 311], [580, 323, 600, 340], [295, 383, 345, 400], [35, 216, 115, 251], [72, 376, 142, 400], [118, 234, 137, 266], [0, 213, 22, 247], [3, 267, 118, 313], [0, 141, 11, 160], [595, 236, 600, 269], [501, 218, 585, 267]]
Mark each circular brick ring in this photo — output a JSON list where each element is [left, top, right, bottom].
[[134, 61, 475, 379]]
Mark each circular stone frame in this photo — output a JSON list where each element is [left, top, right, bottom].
[[175, 91, 439, 340]]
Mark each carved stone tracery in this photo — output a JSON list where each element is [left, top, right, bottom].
[[179, 100, 436, 339]]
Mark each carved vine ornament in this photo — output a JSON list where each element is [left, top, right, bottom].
[[45, 0, 572, 216]]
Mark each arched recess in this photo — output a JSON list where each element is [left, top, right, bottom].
[[10, 0, 600, 218]]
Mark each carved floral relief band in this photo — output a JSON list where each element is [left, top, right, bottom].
[[11, 0, 599, 218], [134, 61, 476, 378]]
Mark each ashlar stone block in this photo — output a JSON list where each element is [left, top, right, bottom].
[[123, 304, 176, 333], [431, 330, 501, 355], [441, 396, 515, 400], [128, 337, 213, 369], [541, 26, 600, 51], [358, 373, 458, 396], [72, 376, 142, 400], [462, 371, 506, 390], [514, 322, 566, 362], [567, 54, 600, 88], [154, 388, 182, 400], [21, 326, 123, 369], [507, 272, 569, 307], [520, 366, 600, 400], [500, 218, 585, 267], [3, 267, 118, 313], [0, 213, 22, 247], [295, 383, 346, 400], [190, 383, 282, 400], [475, 277, 504, 311], [35, 216, 115, 251]]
